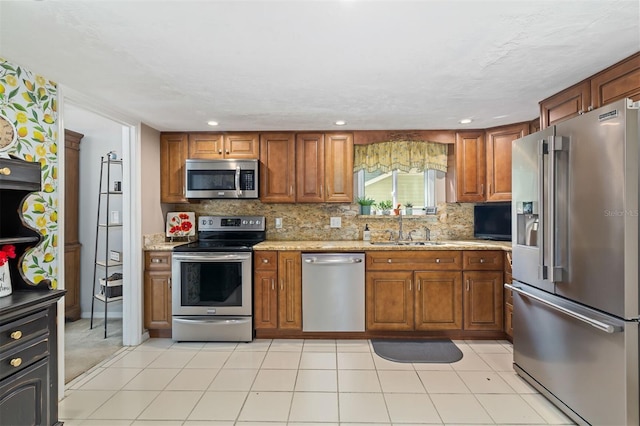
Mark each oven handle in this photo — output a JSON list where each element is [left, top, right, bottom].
[[172, 253, 251, 262]]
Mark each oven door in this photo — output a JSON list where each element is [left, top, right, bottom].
[[172, 251, 252, 316]]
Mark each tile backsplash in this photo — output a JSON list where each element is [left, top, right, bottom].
[[168, 201, 474, 241]]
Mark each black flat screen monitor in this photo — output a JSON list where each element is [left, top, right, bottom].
[[473, 203, 511, 241]]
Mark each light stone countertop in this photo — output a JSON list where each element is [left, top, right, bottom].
[[143, 241, 190, 251], [142, 231, 512, 252], [253, 240, 511, 251]]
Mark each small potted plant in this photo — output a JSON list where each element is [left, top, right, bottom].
[[356, 197, 376, 215], [405, 202, 413, 215], [377, 200, 393, 215]]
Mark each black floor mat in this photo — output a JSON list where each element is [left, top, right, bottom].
[[371, 339, 463, 363]]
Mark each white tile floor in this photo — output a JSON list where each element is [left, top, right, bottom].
[[60, 338, 576, 425]]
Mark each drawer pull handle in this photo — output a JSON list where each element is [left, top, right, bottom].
[[151, 258, 163, 263], [10, 358, 22, 368], [436, 258, 440, 263], [480, 259, 485, 263], [10, 330, 22, 340], [0, 167, 11, 175], [387, 259, 392, 263]]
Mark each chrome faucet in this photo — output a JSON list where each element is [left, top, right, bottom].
[[424, 226, 431, 241], [397, 212, 404, 242]]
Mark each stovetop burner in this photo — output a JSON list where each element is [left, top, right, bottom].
[[173, 215, 266, 252]]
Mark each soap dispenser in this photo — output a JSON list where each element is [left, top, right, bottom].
[[363, 224, 371, 241]]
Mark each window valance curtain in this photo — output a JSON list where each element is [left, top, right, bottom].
[[353, 141, 448, 173]]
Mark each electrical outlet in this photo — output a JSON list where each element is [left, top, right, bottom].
[[275, 218, 283, 229], [330, 217, 341, 228]]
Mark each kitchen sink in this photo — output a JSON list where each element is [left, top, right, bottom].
[[369, 241, 444, 246]]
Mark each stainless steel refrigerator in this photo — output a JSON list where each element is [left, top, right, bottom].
[[509, 98, 639, 425]]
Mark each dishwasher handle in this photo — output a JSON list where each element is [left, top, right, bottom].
[[303, 257, 363, 265]]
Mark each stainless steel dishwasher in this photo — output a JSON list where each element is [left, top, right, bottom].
[[301, 253, 365, 332]]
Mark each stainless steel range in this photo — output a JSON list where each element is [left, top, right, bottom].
[[171, 215, 265, 342]]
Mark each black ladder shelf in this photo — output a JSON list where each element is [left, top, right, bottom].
[[90, 153, 123, 338]]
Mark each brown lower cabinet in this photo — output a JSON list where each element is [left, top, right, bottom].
[[462, 270, 504, 331], [253, 251, 302, 331], [255, 248, 508, 339], [366, 250, 503, 333], [504, 251, 513, 339], [144, 251, 173, 337]]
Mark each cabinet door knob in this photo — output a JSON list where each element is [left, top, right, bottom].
[[436, 258, 440, 263], [10, 358, 22, 368], [10, 330, 22, 340], [0, 167, 11, 175], [218, 150, 223, 154], [262, 258, 269, 263]]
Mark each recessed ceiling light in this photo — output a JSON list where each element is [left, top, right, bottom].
[[334, 120, 346, 126], [207, 121, 219, 126], [458, 118, 473, 124]]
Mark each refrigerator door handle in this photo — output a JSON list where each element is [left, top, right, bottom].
[[537, 138, 547, 280], [548, 135, 568, 283], [506, 284, 623, 334], [547, 135, 556, 282]]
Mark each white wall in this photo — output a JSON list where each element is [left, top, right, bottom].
[[64, 104, 124, 317], [140, 124, 164, 235]]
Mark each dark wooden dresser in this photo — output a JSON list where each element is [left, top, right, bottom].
[[0, 290, 65, 426]]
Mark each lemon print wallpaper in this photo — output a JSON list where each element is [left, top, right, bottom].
[[1, 57, 59, 289]]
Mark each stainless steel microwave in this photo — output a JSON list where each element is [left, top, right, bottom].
[[185, 159, 259, 199]]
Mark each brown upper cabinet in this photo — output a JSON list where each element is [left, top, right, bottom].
[[590, 52, 640, 108], [485, 123, 528, 202], [454, 131, 486, 203], [296, 132, 353, 203], [260, 132, 354, 203], [188, 132, 259, 159], [453, 123, 528, 203], [324, 133, 354, 202], [260, 133, 296, 203], [540, 81, 591, 129], [160, 132, 189, 203], [540, 52, 640, 128]]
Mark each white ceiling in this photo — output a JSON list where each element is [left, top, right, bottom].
[[1, 1, 638, 132]]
